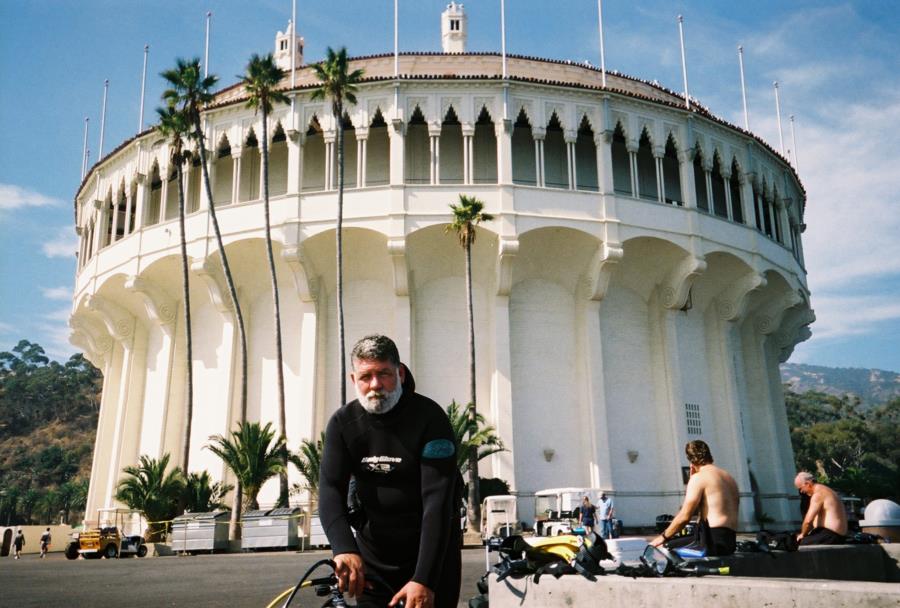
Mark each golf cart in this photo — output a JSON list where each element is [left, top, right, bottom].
[[481, 495, 521, 540], [533, 487, 594, 536], [67, 508, 148, 559]]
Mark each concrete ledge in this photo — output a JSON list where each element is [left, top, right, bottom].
[[489, 572, 900, 608], [711, 543, 900, 582]]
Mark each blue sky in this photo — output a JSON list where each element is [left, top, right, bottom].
[[1, 0, 898, 372]]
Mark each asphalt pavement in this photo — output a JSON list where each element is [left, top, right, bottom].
[[0, 548, 488, 607]]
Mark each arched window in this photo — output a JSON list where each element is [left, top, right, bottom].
[[405, 106, 429, 184], [239, 131, 261, 202], [439, 106, 463, 184], [575, 116, 597, 191], [269, 125, 288, 196], [662, 135, 682, 205], [473, 106, 497, 184], [367, 110, 390, 186], [711, 154, 728, 218], [636, 129, 657, 201], [611, 123, 631, 196], [302, 117, 325, 192], [165, 163, 179, 220], [543, 113, 567, 189], [147, 163, 162, 225], [213, 138, 234, 204], [337, 113, 357, 189], [511, 108, 536, 186], [693, 150, 709, 212], [729, 159, 743, 224]]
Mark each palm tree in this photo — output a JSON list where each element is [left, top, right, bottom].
[[115, 454, 185, 541], [162, 58, 250, 537], [446, 194, 494, 530], [182, 471, 233, 513], [157, 101, 195, 475], [58, 478, 88, 525], [311, 47, 364, 405], [446, 400, 506, 474], [240, 53, 291, 507], [206, 422, 286, 511], [288, 432, 325, 501]]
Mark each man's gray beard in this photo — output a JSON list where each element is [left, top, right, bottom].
[[356, 374, 403, 415]]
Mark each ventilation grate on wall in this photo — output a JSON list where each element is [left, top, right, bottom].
[[685, 402, 702, 435]]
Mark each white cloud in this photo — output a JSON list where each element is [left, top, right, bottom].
[[0, 183, 63, 212], [34, 308, 77, 362], [0, 321, 14, 335], [42, 226, 79, 259], [806, 295, 900, 342], [41, 286, 72, 301]]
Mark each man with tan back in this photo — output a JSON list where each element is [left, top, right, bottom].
[[794, 472, 847, 545], [650, 440, 740, 556]]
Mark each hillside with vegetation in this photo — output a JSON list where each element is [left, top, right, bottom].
[[0, 340, 100, 525], [781, 362, 900, 406]]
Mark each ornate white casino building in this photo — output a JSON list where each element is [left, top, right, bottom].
[[72, 4, 813, 528]]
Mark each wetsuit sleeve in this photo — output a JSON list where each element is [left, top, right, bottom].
[[318, 412, 359, 556], [412, 409, 458, 589]]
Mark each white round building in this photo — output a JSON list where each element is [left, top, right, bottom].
[[71, 6, 813, 529]]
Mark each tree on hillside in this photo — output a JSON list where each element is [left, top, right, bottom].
[[311, 47, 364, 406], [240, 53, 291, 507], [162, 58, 249, 539], [206, 422, 286, 511], [156, 100, 196, 476], [446, 194, 494, 530]]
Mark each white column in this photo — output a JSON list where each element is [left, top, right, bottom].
[[581, 299, 614, 489], [490, 294, 516, 485], [740, 174, 755, 227], [109, 199, 119, 243], [722, 169, 734, 220], [133, 174, 147, 230], [356, 138, 363, 187], [596, 132, 614, 195], [428, 123, 441, 185], [565, 131, 577, 190], [462, 123, 474, 185], [496, 119, 513, 186], [286, 133, 301, 194], [324, 134, 335, 191], [678, 150, 698, 209], [388, 119, 405, 186], [704, 166, 713, 212], [356, 128, 369, 189], [626, 140, 639, 198], [533, 127, 546, 188], [653, 146, 665, 203], [230, 148, 243, 206]]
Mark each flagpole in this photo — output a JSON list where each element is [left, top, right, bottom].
[[789, 115, 799, 172], [98, 80, 109, 160], [597, 0, 606, 87], [774, 81, 784, 154], [677, 15, 690, 110], [501, 0, 508, 119], [204, 11, 212, 78], [81, 117, 90, 180], [139, 44, 149, 132], [291, 0, 297, 87], [393, 0, 399, 114], [738, 45, 749, 130]]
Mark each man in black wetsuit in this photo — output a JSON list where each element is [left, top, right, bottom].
[[319, 335, 461, 608]]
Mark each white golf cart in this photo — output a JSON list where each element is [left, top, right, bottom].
[[533, 487, 601, 536], [480, 495, 521, 540]]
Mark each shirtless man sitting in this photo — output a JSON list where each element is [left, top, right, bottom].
[[794, 472, 847, 545], [650, 440, 740, 556]]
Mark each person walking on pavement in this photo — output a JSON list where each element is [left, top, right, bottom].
[[597, 492, 616, 539], [13, 528, 25, 559], [577, 496, 596, 534], [40, 527, 52, 558]]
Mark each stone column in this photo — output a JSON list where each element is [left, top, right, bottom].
[[563, 130, 576, 190], [428, 123, 442, 185], [740, 174, 755, 227], [133, 173, 147, 230], [595, 131, 614, 195], [626, 140, 639, 198], [388, 118, 406, 186], [491, 238, 518, 486], [703, 160, 714, 212], [722, 166, 734, 221], [91, 200, 105, 253], [653, 146, 666, 203], [678, 149, 698, 209], [230, 147, 243, 205], [462, 123, 475, 185], [496, 119, 513, 185], [323, 132, 335, 191], [532, 127, 546, 188], [286, 131, 302, 195]]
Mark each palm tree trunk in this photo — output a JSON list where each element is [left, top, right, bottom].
[[194, 116, 247, 539], [260, 109, 290, 507], [465, 240, 480, 529], [177, 156, 194, 475], [336, 107, 346, 405]]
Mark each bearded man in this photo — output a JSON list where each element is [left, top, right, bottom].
[[319, 334, 461, 608]]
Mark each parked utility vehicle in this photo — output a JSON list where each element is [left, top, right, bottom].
[[66, 508, 148, 559], [534, 487, 610, 536], [481, 495, 521, 540]]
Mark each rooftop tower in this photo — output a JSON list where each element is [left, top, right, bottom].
[[274, 20, 304, 70], [441, 2, 467, 53]]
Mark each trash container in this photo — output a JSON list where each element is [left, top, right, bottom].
[[170, 511, 231, 553], [308, 514, 329, 548], [241, 507, 302, 550]]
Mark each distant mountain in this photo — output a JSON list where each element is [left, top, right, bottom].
[[780, 362, 900, 406]]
